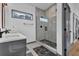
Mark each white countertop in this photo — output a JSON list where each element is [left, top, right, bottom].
[[0, 33, 26, 43]]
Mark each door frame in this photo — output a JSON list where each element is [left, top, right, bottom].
[[62, 3, 71, 56]]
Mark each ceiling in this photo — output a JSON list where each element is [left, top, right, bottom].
[[28, 3, 54, 10]]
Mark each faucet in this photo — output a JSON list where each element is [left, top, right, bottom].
[[0, 28, 11, 38], [4, 29, 11, 34]]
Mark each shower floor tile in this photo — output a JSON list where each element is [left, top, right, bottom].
[[33, 46, 57, 56], [40, 39, 56, 49]]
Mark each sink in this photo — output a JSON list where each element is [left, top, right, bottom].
[[3, 34, 20, 38], [2, 33, 24, 38]]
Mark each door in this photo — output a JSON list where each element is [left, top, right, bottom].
[[62, 3, 71, 56]]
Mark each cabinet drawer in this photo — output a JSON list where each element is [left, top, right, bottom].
[[0, 39, 26, 56]]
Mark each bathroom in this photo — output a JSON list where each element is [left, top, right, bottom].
[[1, 3, 79, 56], [0, 3, 58, 56]]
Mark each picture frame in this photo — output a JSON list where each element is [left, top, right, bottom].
[[11, 9, 33, 20]]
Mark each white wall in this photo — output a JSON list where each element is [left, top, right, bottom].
[[5, 3, 36, 43], [57, 3, 63, 55]]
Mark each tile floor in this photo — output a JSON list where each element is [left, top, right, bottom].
[[40, 39, 56, 49], [26, 41, 57, 56], [33, 46, 57, 56]]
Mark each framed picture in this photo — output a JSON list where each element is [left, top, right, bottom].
[[11, 9, 33, 20]]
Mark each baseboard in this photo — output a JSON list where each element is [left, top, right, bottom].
[[27, 41, 36, 44]]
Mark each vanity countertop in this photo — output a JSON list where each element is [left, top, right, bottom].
[[0, 33, 26, 43]]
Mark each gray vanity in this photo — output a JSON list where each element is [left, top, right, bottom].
[[0, 33, 26, 56]]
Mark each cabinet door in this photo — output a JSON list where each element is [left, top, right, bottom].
[[0, 42, 10, 56], [0, 39, 26, 56], [9, 39, 26, 56]]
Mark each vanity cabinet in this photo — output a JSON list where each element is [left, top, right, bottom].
[[0, 39, 26, 56]]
